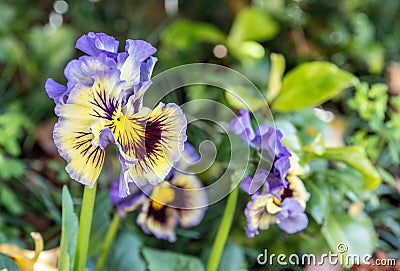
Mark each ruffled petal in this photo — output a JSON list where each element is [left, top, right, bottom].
[[277, 212, 308, 234], [137, 200, 179, 242], [169, 174, 207, 228], [285, 175, 310, 206], [241, 169, 268, 194], [45, 78, 67, 104], [75, 32, 119, 58], [64, 54, 116, 91], [118, 40, 157, 91], [117, 102, 187, 186], [54, 70, 125, 187], [244, 192, 273, 238], [228, 108, 255, 143]]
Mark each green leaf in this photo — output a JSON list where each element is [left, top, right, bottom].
[[229, 8, 279, 42], [267, 53, 285, 102], [273, 62, 357, 111], [143, 248, 205, 271], [317, 146, 381, 190], [228, 40, 265, 61], [107, 232, 145, 271], [162, 19, 225, 50], [0, 157, 25, 180], [0, 186, 23, 215], [322, 212, 376, 268], [0, 253, 20, 271], [59, 186, 78, 271], [305, 179, 329, 225], [225, 84, 266, 110]]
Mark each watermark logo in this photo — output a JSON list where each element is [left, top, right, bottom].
[[256, 243, 397, 267]]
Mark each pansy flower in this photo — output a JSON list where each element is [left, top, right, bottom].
[[228, 109, 309, 236], [110, 143, 207, 242], [244, 154, 310, 237], [228, 109, 291, 194], [45, 33, 187, 195]]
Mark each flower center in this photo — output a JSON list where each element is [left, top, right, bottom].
[[273, 187, 294, 207], [151, 182, 175, 210]]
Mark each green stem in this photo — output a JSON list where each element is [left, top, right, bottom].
[[74, 184, 97, 271], [206, 186, 239, 271], [95, 213, 121, 271]]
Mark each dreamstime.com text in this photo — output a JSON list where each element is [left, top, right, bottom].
[[257, 243, 397, 266]]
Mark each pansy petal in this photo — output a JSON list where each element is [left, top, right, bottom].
[[54, 70, 125, 187], [118, 40, 157, 91], [117, 103, 187, 186], [286, 175, 310, 205], [171, 142, 200, 175], [45, 78, 67, 104], [242, 169, 269, 194], [75, 32, 119, 58], [170, 174, 207, 227], [54, 113, 105, 187], [64, 54, 116, 90], [258, 212, 276, 230], [228, 108, 255, 143], [137, 200, 179, 242], [110, 179, 152, 217], [277, 212, 308, 234], [244, 192, 273, 238], [140, 56, 158, 82]]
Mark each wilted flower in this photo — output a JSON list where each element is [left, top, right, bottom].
[[45, 32, 187, 195], [110, 144, 207, 242], [0, 232, 59, 271]]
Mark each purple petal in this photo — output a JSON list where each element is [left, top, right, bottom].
[[45, 78, 67, 104], [280, 198, 305, 215], [76, 32, 119, 58], [110, 178, 154, 217], [170, 142, 200, 176], [118, 40, 157, 93], [276, 198, 308, 234], [277, 212, 308, 234], [64, 54, 116, 90], [228, 109, 255, 143], [242, 169, 269, 194], [98, 128, 116, 149], [125, 40, 157, 63], [251, 124, 275, 153], [140, 56, 157, 82]]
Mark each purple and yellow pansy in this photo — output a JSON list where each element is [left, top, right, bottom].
[[229, 109, 310, 236], [45, 32, 187, 196]]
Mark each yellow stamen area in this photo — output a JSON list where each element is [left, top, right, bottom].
[[273, 196, 281, 206], [112, 112, 126, 138], [151, 182, 175, 210]]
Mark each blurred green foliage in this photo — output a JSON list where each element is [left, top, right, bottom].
[[0, 0, 399, 270]]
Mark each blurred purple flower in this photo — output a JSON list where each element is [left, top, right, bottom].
[[229, 109, 291, 194], [276, 198, 308, 234], [244, 173, 309, 237], [110, 143, 207, 242]]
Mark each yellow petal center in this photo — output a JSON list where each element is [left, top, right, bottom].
[[151, 182, 175, 210]]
